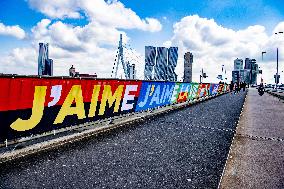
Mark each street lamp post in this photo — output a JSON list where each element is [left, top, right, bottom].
[[274, 32, 283, 90], [262, 51, 266, 61], [276, 47, 279, 89], [200, 69, 204, 83], [261, 51, 266, 84], [259, 66, 263, 83]]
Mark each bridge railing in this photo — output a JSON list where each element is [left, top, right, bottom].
[[0, 75, 229, 143]]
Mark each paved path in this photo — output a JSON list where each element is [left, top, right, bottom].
[[220, 88, 284, 189], [0, 92, 246, 189]]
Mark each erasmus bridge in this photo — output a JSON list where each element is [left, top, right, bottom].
[[110, 34, 144, 80], [0, 40, 284, 188]]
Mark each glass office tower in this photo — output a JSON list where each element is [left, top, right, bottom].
[[167, 47, 178, 81], [144, 46, 156, 80], [154, 47, 168, 80], [38, 43, 53, 76]]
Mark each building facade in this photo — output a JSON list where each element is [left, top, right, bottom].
[[234, 58, 243, 70], [244, 58, 251, 69], [167, 47, 178, 81], [183, 52, 193, 82], [144, 46, 178, 81], [144, 46, 156, 80], [232, 70, 240, 83], [154, 47, 168, 80]]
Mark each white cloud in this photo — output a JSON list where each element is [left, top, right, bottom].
[[28, 0, 162, 32], [28, 0, 81, 19], [0, 23, 25, 39], [169, 15, 284, 84], [27, 19, 127, 77], [1, 48, 37, 75]]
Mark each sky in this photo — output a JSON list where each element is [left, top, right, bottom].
[[1, 0, 284, 83]]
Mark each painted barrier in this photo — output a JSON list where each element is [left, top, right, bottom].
[[0, 76, 226, 142]]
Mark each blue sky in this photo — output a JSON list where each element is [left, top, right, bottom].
[[0, 0, 284, 83], [1, 0, 284, 48], [119, 0, 284, 29], [120, 0, 284, 50]]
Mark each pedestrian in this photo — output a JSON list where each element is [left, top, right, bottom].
[[234, 82, 238, 94], [230, 81, 234, 93], [243, 82, 246, 91]]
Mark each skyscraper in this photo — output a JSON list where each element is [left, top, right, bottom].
[[167, 47, 178, 81], [38, 43, 53, 76], [154, 47, 168, 80], [239, 69, 245, 82], [244, 58, 252, 69], [184, 52, 193, 82], [144, 46, 156, 80], [232, 70, 240, 83], [248, 58, 257, 84], [234, 58, 243, 70], [46, 59, 53, 76], [244, 69, 251, 83]]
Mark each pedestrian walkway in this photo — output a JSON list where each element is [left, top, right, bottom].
[[219, 88, 284, 189]]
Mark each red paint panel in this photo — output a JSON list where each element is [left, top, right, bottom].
[[197, 83, 210, 97], [0, 77, 142, 112]]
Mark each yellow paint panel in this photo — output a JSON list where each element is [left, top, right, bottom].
[[99, 85, 124, 116]]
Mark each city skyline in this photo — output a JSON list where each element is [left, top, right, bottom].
[[0, 0, 284, 83], [232, 58, 258, 85]]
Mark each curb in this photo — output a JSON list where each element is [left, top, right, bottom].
[[265, 90, 284, 101]]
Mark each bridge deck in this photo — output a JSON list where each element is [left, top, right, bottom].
[[220, 88, 284, 189], [0, 92, 246, 188]]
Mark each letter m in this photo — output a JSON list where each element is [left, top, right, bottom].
[[99, 85, 124, 115]]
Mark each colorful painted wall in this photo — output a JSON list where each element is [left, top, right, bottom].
[[0, 76, 226, 141]]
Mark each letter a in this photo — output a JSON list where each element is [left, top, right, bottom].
[[54, 85, 86, 124], [10, 86, 47, 131]]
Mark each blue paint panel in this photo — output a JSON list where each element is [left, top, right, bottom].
[[212, 84, 219, 95], [135, 81, 175, 111]]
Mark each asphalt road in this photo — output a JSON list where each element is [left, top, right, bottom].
[[0, 91, 246, 189]]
